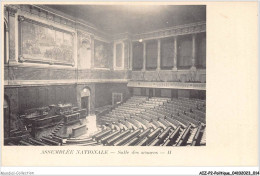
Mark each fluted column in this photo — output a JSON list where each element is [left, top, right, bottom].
[[142, 41, 146, 71], [129, 41, 133, 70], [172, 37, 178, 71], [7, 6, 17, 64], [90, 35, 95, 69], [157, 39, 161, 70], [191, 34, 196, 70]]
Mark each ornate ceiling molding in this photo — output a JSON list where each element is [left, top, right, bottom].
[[132, 21, 206, 41], [13, 4, 111, 41]]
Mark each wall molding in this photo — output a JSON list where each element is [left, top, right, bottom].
[[132, 21, 206, 41], [15, 4, 110, 41], [127, 81, 206, 90], [4, 79, 129, 87]]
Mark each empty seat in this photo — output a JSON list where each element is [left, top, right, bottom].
[[137, 128, 151, 139], [106, 130, 131, 146], [100, 130, 121, 144], [93, 129, 112, 141], [113, 130, 141, 146], [176, 124, 191, 146], [124, 137, 140, 146]]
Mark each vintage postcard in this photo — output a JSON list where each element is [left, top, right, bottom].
[[1, 1, 258, 168]]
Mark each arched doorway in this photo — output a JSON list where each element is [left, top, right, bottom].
[[81, 87, 91, 116], [4, 95, 10, 138]]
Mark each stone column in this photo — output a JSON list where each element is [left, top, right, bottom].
[[191, 34, 196, 71], [172, 37, 178, 71], [72, 32, 77, 67], [90, 35, 95, 69], [157, 39, 161, 70], [4, 8, 9, 64], [123, 40, 129, 70], [6, 6, 17, 64], [129, 41, 133, 70], [142, 41, 146, 71]]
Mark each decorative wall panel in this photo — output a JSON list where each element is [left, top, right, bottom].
[[131, 70, 206, 83], [161, 38, 174, 69], [17, 85, 77, 113], [196, 32, 206, 68], [177, 35, 192, 68], [132, 42, 143, 70], [4, 66, 76, 81], [95, 83, 130, 108], [115, 43, 123, 68], [146, 40, 157, 69], [127, 81, 206, 90]]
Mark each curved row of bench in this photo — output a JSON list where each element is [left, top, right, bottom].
[[95, 96, 206, 146]]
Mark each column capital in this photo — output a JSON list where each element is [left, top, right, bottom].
[[6, 6, 17, 17], [192, 33, 197, 37], [90, 34, 95, 40], [122, 39, 131, 44]]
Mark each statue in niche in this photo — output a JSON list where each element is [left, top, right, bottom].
[[78, 39, 91, 69]]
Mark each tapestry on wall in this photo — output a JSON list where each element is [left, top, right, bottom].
[[94, 40, 110, 68], [18, 16, 74, 66]]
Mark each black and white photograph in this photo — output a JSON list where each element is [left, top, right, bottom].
[[3, 4, 206, 147], [1, 1, 259, 175]]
